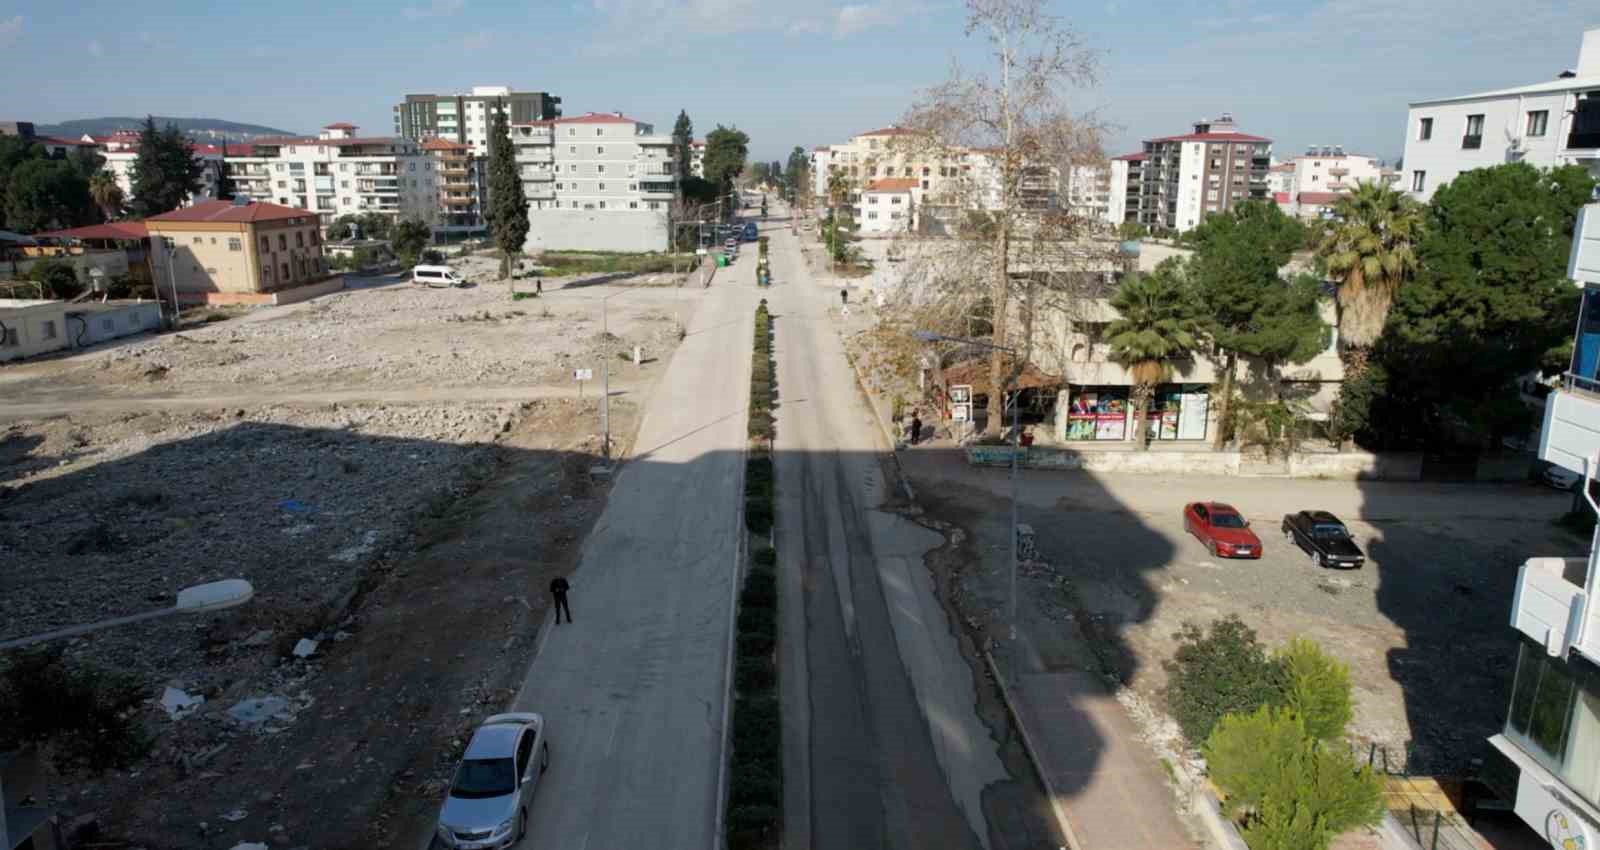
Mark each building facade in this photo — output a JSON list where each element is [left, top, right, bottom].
[[222, 124, 436, 229], [509, 112, 677, 253], [1403, 28, 1600, 203], [1498, 202, 1600, 850], [1265, 147, 1387, 219], [145, 199, 330, 298], [86, 129, 231, 209], [393, 86, 562, 157], [689, 140, 705, 178], [421, 138, 486, 235], [1108, 113, 1272, 233], [857, 178, 916, 234], [1065, 163, 1112, 223]]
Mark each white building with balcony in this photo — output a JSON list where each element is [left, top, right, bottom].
[[222, 123, 435, 229], [1497, 201, 1600, 849], [86, 129, 229, 208], [509, 112, 677, 253], [856, 178, 916, 234], [1402, 27, 1600, 203]]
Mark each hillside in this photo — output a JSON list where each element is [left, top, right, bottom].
[[35, 116, 300, 141]]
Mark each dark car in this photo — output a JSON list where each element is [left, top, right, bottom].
[[1182, 502, 1262, 559], [743, 222, 758, 241], [1280, 510, 1365, 569]]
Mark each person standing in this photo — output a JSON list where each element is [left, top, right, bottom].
[[840, 288, 849, 306], [910, 412, 923, 445], [549, 576, 572, 624]]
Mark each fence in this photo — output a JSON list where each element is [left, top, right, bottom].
[[1359, 743, 1489, 850]]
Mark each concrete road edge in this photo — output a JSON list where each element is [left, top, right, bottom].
[[983, 650, 1083, 850], [831, 314, 917, 502]]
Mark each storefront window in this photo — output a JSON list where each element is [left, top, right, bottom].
[[1070, 385, 1209, 441], [1505, 639, 1600, 805], [1066, 388, 1127, 440]]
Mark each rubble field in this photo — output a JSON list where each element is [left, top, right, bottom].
[[0, 394, 639, 849]]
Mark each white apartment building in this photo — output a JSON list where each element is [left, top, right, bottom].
[[1403, 27, 1600, 203], [1264, 146, 1387, 219], [1107, 154, 1140, 226], [857, 178, 916, 234], [1065, 164, 1112, 223], [1107, 113, 1272, 233], [510, 112, 677, 253], [394, 85, 562, 157], [1497, 204, 1600, 850], [690, 140, 705, 178], [85, 129, 228, 208], [222, 123, 437, 228]]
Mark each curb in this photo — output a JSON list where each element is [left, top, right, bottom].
[[833, 320, 917, 503], [983, 650, 1083, 850]]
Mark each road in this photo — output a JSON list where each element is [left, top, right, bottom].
[[507, 249, 755, 848], [765, 208, 1018, 850]]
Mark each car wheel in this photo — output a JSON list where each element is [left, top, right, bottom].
[[541, 741, 549, 772], [1313, 551, 1323, 568]]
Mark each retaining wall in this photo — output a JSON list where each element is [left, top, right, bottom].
[[967, 445, 1442, 481]]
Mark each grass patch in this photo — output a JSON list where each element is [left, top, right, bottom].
[[534, 251, 694, 276]]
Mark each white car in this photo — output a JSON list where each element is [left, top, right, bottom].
[[434, 713, 549, 849]]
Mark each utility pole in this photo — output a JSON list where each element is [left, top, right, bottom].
[[163, 238, 182, 328]]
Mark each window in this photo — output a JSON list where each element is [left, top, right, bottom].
[[569, 164, 578, 172], [41, 320, 56, 340], [275, 163, 285, 172], [1527, 110, 1549, 137], [296, 232, 304, 248], [629, 201, 638, 209], [868, 211, 878, 219], [1411, 170, 1426, 192], [101, 318, 114, 332], [597, 146, 604, 154], [1418, 117, 1433, 140], [648, 202, 659, 210], [597, 165, 605, 174], [891, 196, 902, 204], [228, 237, 242, 251], [599, 183, 606, 190], [628, 164, 636, 175], [260, 236, 270, 253], [629, 183, 637, 191], [277, 180, 287, 188], [569, 145, 577, 154], [555, 183, 563, 190], [279, 234, 288, 250], [1504, 639, 1600, 805], [596, 128, 603, 136], [868, 196, 879, 204], [192, 236, 203, 244], [599, 201, 606, 209], [568, 128, 575, 136], [1463, 114, 1485, 148], [340, 163, 349, 172]]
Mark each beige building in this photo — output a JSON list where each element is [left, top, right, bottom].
[[146, 199, 331, 302]]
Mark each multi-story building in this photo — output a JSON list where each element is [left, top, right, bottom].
[[393, 86, 562, 157], [422, 138, 485, 235], [509, 111, 677, 253], [1493, 201, 1600, 849], [222, 123, 436, 229], [857, 178, 916, 234], [1264, 146, 1386, 219], [1108, 113, 1272, 233], [1065, 163, 1112, 223], [1107, 153, 1142, 227], [145, 198, 332, 301], [1403, 27, 1600, 203], [86, 129, 231, 208], [689, 139, 705, 178]]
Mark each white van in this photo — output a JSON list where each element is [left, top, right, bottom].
[[412, 265, 465, 287]]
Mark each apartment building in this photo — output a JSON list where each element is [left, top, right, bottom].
[[393, 86, 562, 157], [422, 138, 485, 234], [223, 123, 436, 229], [1065, 163, 1112, 222], [1264, 146, 1386, 219], [145, 198, 331, 300], [86, 129, 231, 207], [1494, 202, 1600, 850], [857, 178, 916, 234], [1403, 27, 1600, 203], [1108, 113, 1272, 233], [689, 140, 705, 178], [509, 111, 678, 253]]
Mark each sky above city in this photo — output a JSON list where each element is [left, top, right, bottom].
[[2, 0, 1594, 165]]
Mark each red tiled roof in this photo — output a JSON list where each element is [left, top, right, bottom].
[[421, 137, 470, 151], [1111, 152, 1146, 161], [865, 178, 917, 192], [41, 136, 92, 147], [36, 221, 150, 241], [1147, 132, 1271, 144], [858, 126, 923, 137], [555, 112, 642, 124], [323, 122, 357, 130], [1296, 191, 1344, 205], [1273, 191, 1290, 204], [252, 135, 410, 148], [146, 200, 317, 225]]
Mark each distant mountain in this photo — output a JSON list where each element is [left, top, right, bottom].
[[34, 116, 301, 142]]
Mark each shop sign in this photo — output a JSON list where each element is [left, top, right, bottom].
[[950, 384, 972, 404], [952, 403, 971, 423]]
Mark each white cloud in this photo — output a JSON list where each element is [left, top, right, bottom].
[[834, 3, 895, 37], [586, 0, 898, 42], [462, 30, 493, 50], [0, 15, 22, 46], [403, 0, 465, 20], [87, 38, 103, 57]]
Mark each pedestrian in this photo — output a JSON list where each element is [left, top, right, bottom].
[[840, 288, 849, 306], [910, 412, 923, 445], [549, 576, 572, 624], [535, 278, 543, 297]]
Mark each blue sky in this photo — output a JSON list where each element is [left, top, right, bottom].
[[1, 0, 1594, 165]]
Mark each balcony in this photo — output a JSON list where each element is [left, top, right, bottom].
[[1570, 133, 1600, 153], [1510, 556, 1592, 659], [513, 126, 553, 142], [443, 196, 475, 207], [1462, 134, 1484, 150], [521, 171, 554, 182], [357, 182, 399, 194]]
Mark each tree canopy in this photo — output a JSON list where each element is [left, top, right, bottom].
[[5, 158, 95, 233], [702, 125, 749, 208], [128, 116, 205, 218], [391, 217, 432, 265], [671, 110, 693, 182], [485, 98, 529, 279]]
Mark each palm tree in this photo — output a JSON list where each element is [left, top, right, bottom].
[[1315, 180, 1424, 378], [89, 170, 124, 221], [1106, 263, 1200, 450], [826, 170, 853, 211]]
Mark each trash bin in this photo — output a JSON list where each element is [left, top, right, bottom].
[[716, 254, 729, 267]]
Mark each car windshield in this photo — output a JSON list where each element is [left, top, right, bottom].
[[450, 758, 515, 799], [1314, 524, 1347, 537], [1210, 513, 1245, 529]]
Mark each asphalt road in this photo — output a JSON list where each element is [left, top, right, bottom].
[[507, 247, 757, 848], [767, 210, 1007, 850]]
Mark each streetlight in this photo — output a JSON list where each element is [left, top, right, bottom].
[[914, 329, 1023, 642], [162, 237, 183, 328], [0, 579, 254, 651]]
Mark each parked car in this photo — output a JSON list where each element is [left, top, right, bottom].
[[434, 713, 550, 849], [1543, 464, 1582, 491], [1280, 510, 1366, 569], [1182, 502, 1262, 559], [724, 237, 739, 254], [743, 222, 758, 241]]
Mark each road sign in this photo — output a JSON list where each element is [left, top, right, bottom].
[[574, 368, 593, 381], [950, 384, 972, 404], [952, 403, 971, 423]]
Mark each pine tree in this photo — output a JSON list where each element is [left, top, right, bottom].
[[129, 116, 204, 217], [214, 135, 235, 201], [672, 110, 693, 182], [486, 98, 529, 279]]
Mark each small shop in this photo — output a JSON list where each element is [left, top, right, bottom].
[[1065, 384, 1210, 442]]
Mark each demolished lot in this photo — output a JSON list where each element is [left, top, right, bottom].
[[0, 271, 680, 849]]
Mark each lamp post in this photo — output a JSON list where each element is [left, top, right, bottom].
[[162, 237, 182, 328], [0, 579, 254, 651], [914, 330, 1022, 642]]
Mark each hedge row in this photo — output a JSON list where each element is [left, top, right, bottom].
[[729, 298, 782, 850]]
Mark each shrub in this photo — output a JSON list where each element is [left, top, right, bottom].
[[0, 648, 151, 771], [735, 655, 776, 693], [27, 259, 83, 299], [741, 570, 778, 609], [730, 760, 782, 807], [737, 604, 776, 637], [744, 497, 774, 534], [1204, 705, 1384, 850], [733, 694, 780, 752], [752, 546, 777, 568], [1164, 616, 1283, 745], [738, 630, 775, 658], [1273, 637, 1353, 742]]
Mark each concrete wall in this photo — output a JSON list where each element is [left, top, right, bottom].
[[523, 209, 669, 253], [180, 275, 344, 306], [967, 444, 1428, 480], [0, 301, 70, 362], [69, 302, 162, 346]]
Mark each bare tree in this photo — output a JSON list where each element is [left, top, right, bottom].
[[897, 0, 1109, 435]]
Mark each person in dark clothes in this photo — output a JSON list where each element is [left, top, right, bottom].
[[840, 288, 849, 306], [549, 576, 572, 624], [910, 412, 923, 445], [535, 278, 543, 297]]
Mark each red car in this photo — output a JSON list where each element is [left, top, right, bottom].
[[1183, 502, 1262, 559]]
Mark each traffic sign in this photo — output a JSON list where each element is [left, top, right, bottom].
[[574, 368, 593, 381]]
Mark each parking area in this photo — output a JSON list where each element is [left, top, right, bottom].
[[898, 448, 1585, 776]]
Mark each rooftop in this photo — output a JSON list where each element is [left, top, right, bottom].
[[1147, 131, 1271, 144], [146, 199, 316, 225], [420, 138, 471, 151], [865, 178, 918, 192], [1297, 191, 1345, 205], [555, 112, 644, 125], [857, 126, 924, 137], [323, 122, 357, 130], [35, 221, 149, 241], [1409, 74, 1600, 106], [1111, 152, 1146, 161]]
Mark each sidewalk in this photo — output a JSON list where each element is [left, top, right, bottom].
[[988, 652, 1200, 850]]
